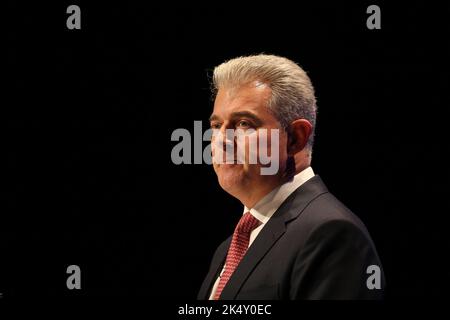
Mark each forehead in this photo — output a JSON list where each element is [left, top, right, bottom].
[[212, 82, 272, 117]]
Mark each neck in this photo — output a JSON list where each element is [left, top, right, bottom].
[[240, 161, 311, 208], [239, 175, 290, 209], [231, 152, 311, 208]]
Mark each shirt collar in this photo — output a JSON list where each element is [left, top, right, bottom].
[[244, 166, 315, 224]]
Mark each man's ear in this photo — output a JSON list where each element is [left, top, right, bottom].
[[286, 119, 312, 155]]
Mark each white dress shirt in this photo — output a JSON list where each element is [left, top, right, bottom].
[[208, 166, 315, 299]]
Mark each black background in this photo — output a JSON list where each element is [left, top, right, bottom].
[[4, 1, 449, 299]]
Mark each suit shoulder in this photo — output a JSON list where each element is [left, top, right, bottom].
[[289, 191, 371, 241]]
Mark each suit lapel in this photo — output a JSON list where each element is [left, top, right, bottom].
[[219, 212, 286, 299], [197, 237, 232, 299], [219, 175, 329, 299]]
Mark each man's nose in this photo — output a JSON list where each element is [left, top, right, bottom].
[[213, 126, 235, 149], [216, 123, 233, 139]]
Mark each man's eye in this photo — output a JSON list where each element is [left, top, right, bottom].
[[237, 120, 251, 128], [210, 123, 221, 129]]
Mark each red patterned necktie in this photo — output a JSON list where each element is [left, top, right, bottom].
[[213, 211, 261, 300]]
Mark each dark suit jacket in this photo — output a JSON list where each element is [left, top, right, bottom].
[[198, 175, 385, 300]]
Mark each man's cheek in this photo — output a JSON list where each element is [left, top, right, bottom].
[[258, 129, 280, 175], [236, 130, 259, 165]]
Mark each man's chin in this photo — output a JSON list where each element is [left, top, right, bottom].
[[215, 164, 247, 192]]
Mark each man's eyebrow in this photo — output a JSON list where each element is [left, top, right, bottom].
[[209, 114, 220, 122], [229, 111, 262, 124], [209, 111, 263, 125]]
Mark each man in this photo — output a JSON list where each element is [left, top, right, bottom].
[[198, 54, 384, 300]]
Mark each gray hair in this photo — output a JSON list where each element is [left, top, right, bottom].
[[212, 54, 317, 150]]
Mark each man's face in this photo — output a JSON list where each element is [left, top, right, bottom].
[[209, 81, 288, 198]]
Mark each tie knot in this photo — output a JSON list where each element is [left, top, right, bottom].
[[236, 212, 261, 234]]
